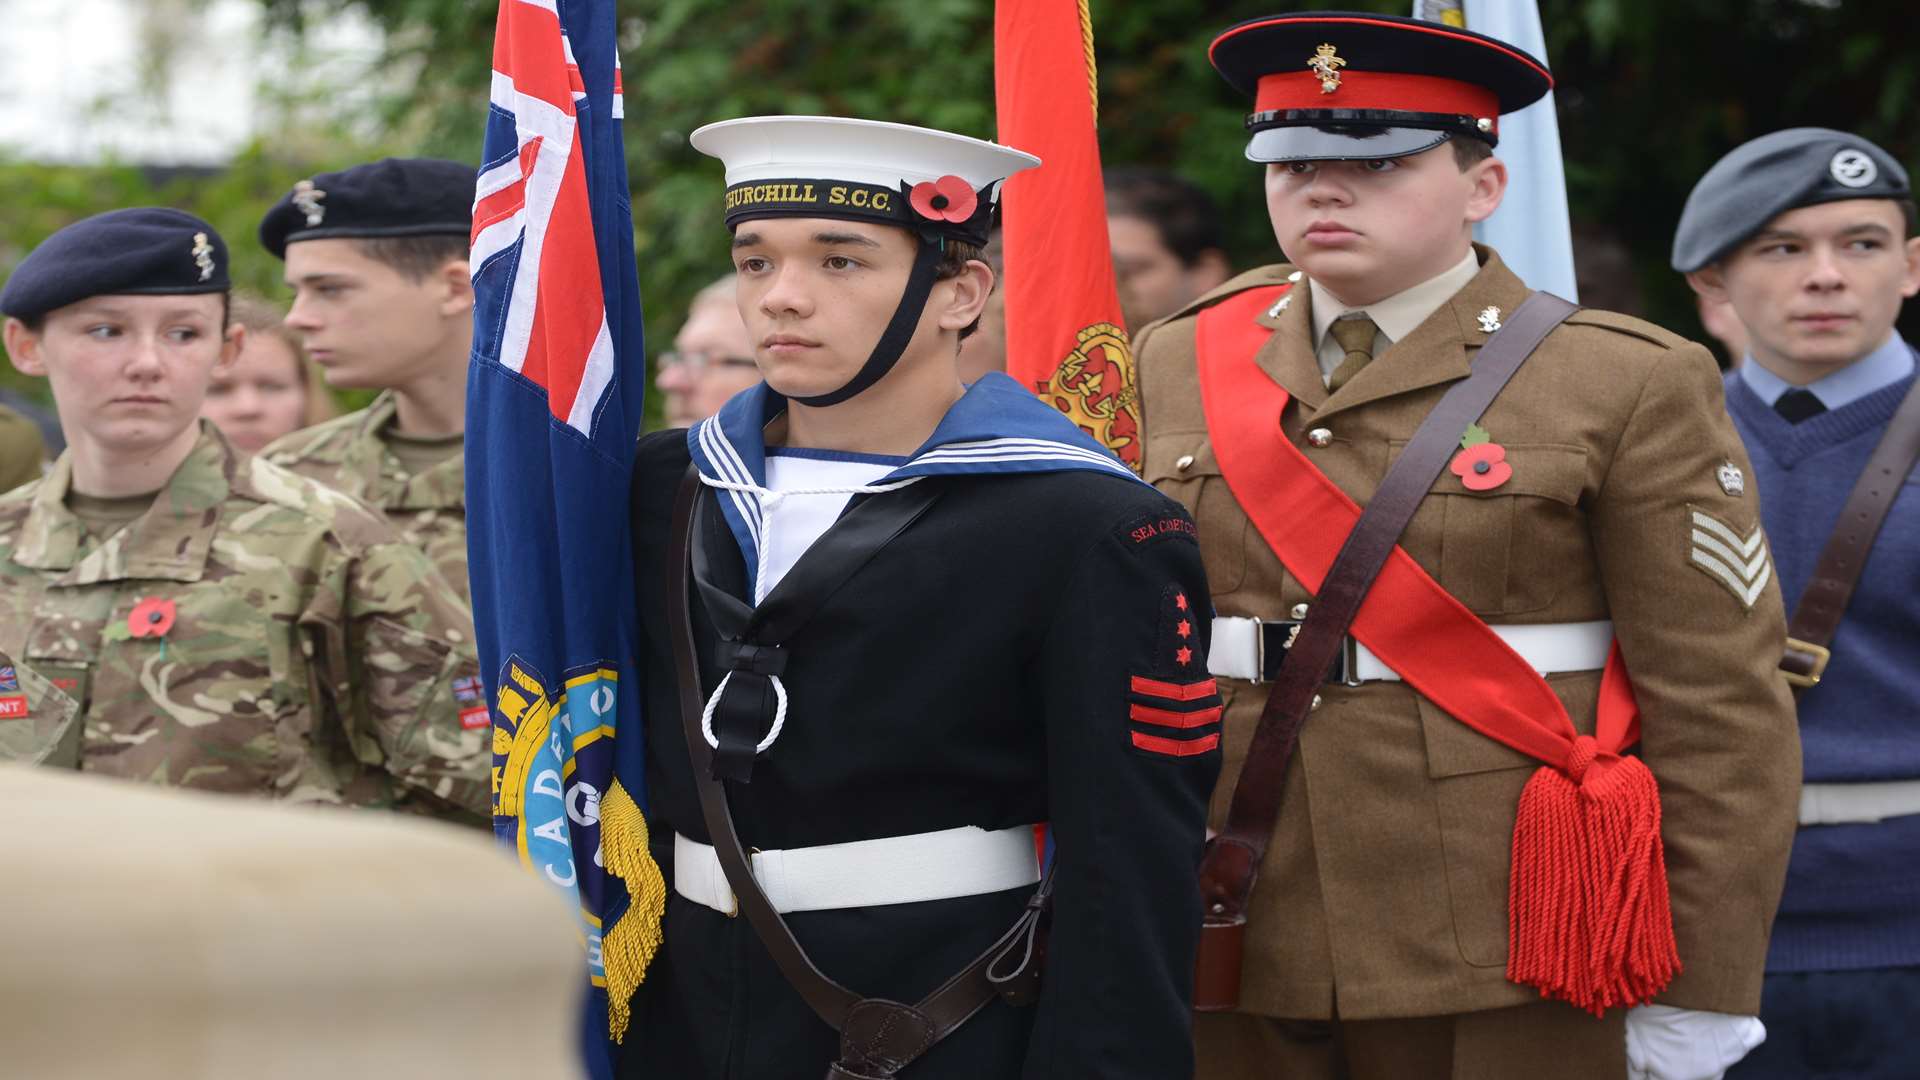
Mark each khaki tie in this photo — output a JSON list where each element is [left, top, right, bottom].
[[1326, 315, 1380, 392]]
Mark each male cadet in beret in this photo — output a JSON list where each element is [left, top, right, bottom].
[[624, 116, 1218, 1079], [258, 158, 480, 605], [1676, 130, 1920, 1080], [1131, 13, 1802, 1079], [0, 208, 490, 822]]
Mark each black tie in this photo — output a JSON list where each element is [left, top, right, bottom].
[[1774, 388, 1827, 424]]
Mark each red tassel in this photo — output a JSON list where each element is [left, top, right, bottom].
[[1507, 736, 1680, 1015]]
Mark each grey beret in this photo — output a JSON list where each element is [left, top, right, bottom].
[[1672, 127, 1911, 272], [0, 208, 230, 321]]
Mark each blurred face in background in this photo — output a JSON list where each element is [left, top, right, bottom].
[[1108, 214, 1228, 331], [201, 330, 309, 452], [656, 291, 760, 427]]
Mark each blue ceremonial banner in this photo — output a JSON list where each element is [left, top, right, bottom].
[[1414, 0, 1579, 301], [466, 0, 661, 1075]]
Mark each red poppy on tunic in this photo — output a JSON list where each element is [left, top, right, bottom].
[[128, 597, 177, 638], [1449, 441, 1512, 491], [908, 175, 978, 224]]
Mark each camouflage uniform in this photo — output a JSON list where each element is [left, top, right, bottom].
[[0, 651, 80, 767], [263, 390, 470, 606], [0, 421, 490, 822]]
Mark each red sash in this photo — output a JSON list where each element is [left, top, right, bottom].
[[1195, 284, 1678, 1014]]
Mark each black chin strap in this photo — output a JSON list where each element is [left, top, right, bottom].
[[790, 233, 945, 408]]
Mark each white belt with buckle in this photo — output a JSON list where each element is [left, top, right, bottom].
[[673, 825, 1041, 916], [1799, 781, 1920, 826], [1207, 616, 1615, 684]]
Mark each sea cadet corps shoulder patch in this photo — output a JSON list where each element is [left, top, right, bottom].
[[1687, 504, 1772, 610], [1127, 585, 1223, 758]]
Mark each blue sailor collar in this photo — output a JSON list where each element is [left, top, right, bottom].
[[687, 372, 1140, 589]]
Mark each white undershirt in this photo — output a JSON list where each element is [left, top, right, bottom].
[[756, 450, 904, 603]]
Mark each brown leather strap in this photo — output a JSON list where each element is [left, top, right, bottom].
[[1198, 292, 1579, 922], [1780, 375, 1920, 692], [666, 468, 1054, 1077]]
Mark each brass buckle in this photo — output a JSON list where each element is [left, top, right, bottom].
[[1782, 638, 1831, 688]]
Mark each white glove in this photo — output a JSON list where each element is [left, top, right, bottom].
[[1625, 1004, 1765, 1080]]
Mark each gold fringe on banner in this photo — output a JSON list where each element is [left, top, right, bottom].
[[598, 778, 667, 1042]]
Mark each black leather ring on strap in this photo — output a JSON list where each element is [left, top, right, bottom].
[[667, 468, 1058, 1077], [790, 234, 945, 408]]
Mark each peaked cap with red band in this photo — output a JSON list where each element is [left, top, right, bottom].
[[1210, 12, 1553, 163]]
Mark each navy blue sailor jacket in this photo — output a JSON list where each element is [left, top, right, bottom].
[[621, 426, 1222, 1080]]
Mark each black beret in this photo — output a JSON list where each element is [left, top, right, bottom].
[[1672, 128, 1913, 272], [0, 208, 230, 322], [259, 157, 476, 259], [1210, 11, 1552, 163]]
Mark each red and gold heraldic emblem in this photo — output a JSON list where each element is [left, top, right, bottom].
[[1039, 322, 1141, 469]]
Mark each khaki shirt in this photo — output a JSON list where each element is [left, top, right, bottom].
[[264, 390, 471, 606], [1136, 248, 1801, 1020], [0, 423, 489, 821]]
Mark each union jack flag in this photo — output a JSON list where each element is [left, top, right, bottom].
[[465, 0, 660, 1075]]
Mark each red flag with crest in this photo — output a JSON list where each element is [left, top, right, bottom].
[[995, 0, 1140, 469]]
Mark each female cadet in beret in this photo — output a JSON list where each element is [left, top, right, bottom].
[[0, 207, 491, 822]]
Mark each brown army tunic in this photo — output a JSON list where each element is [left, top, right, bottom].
[[1135, 248, 1802, 1024], [263, 389, 471, 606], [0, 423, 489, 821]]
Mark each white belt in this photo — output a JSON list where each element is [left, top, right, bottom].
[[673, 825, 1041, 916], [1208, 616, 1614, 684], [1799, 781, 1920, 826]]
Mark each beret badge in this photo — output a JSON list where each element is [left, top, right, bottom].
[[191, 233, 216, 282], [291, 179, 327, 227], [1308, 43, 1347, 94], [1830, 149, 1878, 189]]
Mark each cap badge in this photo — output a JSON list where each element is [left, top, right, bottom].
[[191, 233, 216, 282], [292, 179, 327, 227], [1308, 43, 1347, 94], [1478, 306, 1502, 333], [1718, 461, 1746, 497], [1830, 149, 1877, 189]]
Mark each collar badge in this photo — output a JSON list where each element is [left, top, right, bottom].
[[1477, 306, 1502, 333], [191, 233, 215, 282], [292, 179, 327, 227], [1268, 293, 1293, 318], [1308, 44, 1347, 94]]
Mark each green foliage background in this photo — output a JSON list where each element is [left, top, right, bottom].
[[3, 0, 1916, 415]]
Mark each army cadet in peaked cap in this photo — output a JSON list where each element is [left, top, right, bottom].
[[0, 208, 490, 821], [258, 157, 479, 607], [1133, 12, 1801, 1079]]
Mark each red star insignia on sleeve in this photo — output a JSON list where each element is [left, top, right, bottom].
[[1177, 620, 1192, 639], [1175, 593, 1188, 611], [1175, 646, 1193, 666]]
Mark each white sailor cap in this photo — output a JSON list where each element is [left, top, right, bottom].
[[689, 115, 1040, 246]]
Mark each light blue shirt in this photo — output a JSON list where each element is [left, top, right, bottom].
[[1739, 332, 1915, 410]]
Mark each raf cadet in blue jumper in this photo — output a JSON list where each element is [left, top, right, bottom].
[[1676, 129, 1920, 1080]]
